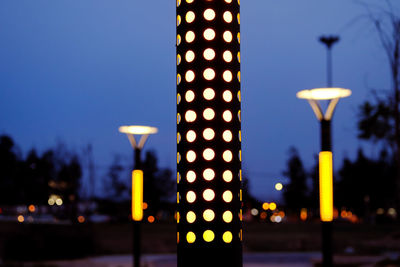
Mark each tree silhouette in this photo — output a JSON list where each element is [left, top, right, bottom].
[[282, 147, 310, 214]]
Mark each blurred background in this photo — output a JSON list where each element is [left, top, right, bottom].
[[0, 0, 400, 266]]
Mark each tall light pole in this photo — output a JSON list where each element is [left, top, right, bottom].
[[319, 35, 340, 87], [176, 0, 242, 266], [119, 125, 158, 267]]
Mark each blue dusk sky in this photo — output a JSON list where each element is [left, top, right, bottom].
[[0, 0, 398, 201]]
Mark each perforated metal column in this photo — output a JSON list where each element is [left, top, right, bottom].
[[176, 0, 242, 266]]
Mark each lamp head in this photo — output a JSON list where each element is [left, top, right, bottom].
[[119, 125, 158, 135], [296, 88, 351, 100]]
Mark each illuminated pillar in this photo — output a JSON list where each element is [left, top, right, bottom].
[[176, 0, 242, 266]]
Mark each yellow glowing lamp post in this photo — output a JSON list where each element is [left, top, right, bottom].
[[297, 87, 351, 267], [119, 125, 158, 267]]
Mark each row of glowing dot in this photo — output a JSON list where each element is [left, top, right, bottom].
[[177, 9, 239, 26], [177, 69, 240, 84], [178, 109, 240, 124], [177, 0, 240, 7], [177, 30, 240, 45], [182, 149, 241, 162], [183, 230, 234, 244], [177, 89, 240, 104], [178, 129, 240, 143], [178, 169, 240, 183], [177, 209, 239, 224], [177, 49, 240, 64]]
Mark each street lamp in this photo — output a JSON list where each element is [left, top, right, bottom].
[[176, 1, 242, 266], [119, 125, 158, 267], [296, 87, 351, 267]]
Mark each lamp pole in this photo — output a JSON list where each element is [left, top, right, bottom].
[[319, 34, 339, 267], [319, 35, 340, 88], [119, 125, 158, 267], [297, 87, 351, 267]]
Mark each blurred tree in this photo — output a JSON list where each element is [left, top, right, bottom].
[[0, 135, 20, 205], [105, 155, 128, 200], [142, 150, 175, 213], [358, 1, 400, 215], [283, 147, 310, 214], [336, 149, 395, 218]]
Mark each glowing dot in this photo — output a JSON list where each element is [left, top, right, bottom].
[[223, 110, 233, 122], [177, 15, 181, 26], [204, 28, 216, 41], [187, 211, 196, 223], [17, 215, 24, 223], [186, 150, 196, 162], [203, 230, 215, 242], [238, 90, 241, 102], [177, 0, 181, 7], [203, 148, 215, 161], [28, 205, 35, 213], [203, 189, 215, 201], [177, 113, 181, 124], [177, 34, 181, 46], [225, 0, 232, 3], [78, 216, 85, 223], [237, 71, 241, 82], [223, 70, 233, 82], [56, 198, 63, 206], [223, 150, 233, 162], [185, 90, 195, 102], [275, 183, 283, 191], [186, 130, 196, 142], [187, 232, 196, 243], [185, 31, 195, 43], [223, 170, 233, 182], [222, 211, 233, 223], [185, 11, 195, 23], [203, 128, 215, 140], [203, 88, 215, 100], [223, 191, 233, 203], [203, 209, 215, 222], [239, 130, 242, 142], [177, 172, 181, 183], [237, 32, 240, 43], [238, 110, 241, 122], [177, 153, 181, 164], [203, 48, 215, 60], [185, 110, 196, 122], [269, 202, 277, 211], [186, 191, 196, 203], [223, 90, 233, 102], [186, 0, 194, 3], [223, 130, 233, 142], [177, 74, 181, 85], [237, 13, 240, 24], [223, 231, 233, 243], [223, 51, 233, 62], [223, 31, 233, 42], [223, 11, 233, 23], [177, 54, 181, 65], [203, 68, 215, 80], [185, 50, 195, 62], [185, 70, 195, 82], [187, 170, 196, 183], [203, 108, 215, 120], [203, 168, 215, 181], [262, 203, 269, 210], [204, 9, 216, 21], [237, 52, 241, 63]]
